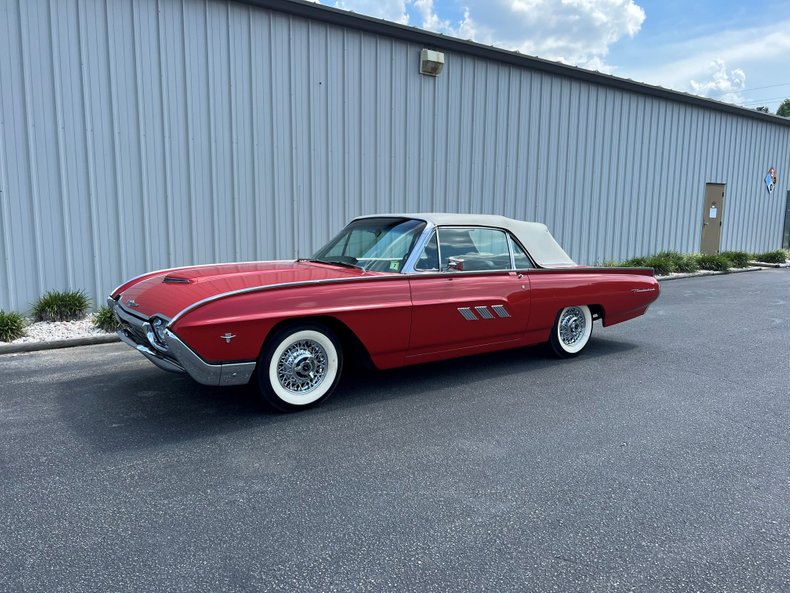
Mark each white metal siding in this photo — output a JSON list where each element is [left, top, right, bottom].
[[1, 0, 789, 311]]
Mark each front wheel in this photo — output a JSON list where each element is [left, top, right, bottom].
[[549, 305, 593, 358], [257, 323, 343, 412]]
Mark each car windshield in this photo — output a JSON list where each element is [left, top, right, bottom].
[[311, 217, 427, 272]]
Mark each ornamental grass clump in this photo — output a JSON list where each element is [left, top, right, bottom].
[[0, 310, 25, 342], [93, 305, 121, 333], [673, 254, 700, 273], [31, 290, 91, 322], [641, 254, 674, 276], [695, 254, 731, 272], [752, 249, 789, 264], [719, 251, 750, 268]]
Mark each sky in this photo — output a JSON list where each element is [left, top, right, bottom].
[[313, 0, 790, 112]]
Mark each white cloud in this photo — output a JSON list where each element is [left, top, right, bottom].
[[622, 21, 790, 107], [689, 59, 746, 104], [329, 0, 646, 71], [412, 0, 450, 31]]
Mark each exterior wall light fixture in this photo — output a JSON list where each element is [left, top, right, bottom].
[[420, 49, 445, 76]]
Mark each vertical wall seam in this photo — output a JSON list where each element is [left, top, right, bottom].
[[75, 0, 102, 303], [288, 16, 299, 257], [227, 2, 240, 260], [268, 13, 278, 254], [180, 0, 196, 262], [155, 0, 175, 265], [104, 0, 126, 280], [204, 0, 219, 260], [248, 7, 260, 258], [47, 0, 74, 288], [130, 0, 152, 269], [0, 15, 13, 309], [17, 0, 46, 296]]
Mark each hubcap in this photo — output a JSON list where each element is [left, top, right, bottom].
[[277, 340, 328, 393], [559, 307, 586, 346]]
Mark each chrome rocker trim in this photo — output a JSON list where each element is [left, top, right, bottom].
[[111, 297, 255, 387]]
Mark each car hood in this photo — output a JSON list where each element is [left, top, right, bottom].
[[114, 260, 373, 319]]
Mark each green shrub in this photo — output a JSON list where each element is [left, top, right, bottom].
[[31, 290, 91, 322], [654, 251, 685, 271], [622, 256, 648, 267], [719, 251, 750, 268], [642, 254, 674, 276], [695, 254, 731, 271], [93, 305, 121, 333], [673, 254, 700, 273], [0, 310, 25, 342], [752, 249, 789, 264]]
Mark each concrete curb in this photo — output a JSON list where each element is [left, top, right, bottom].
[[656, 266, 764, 282], [0, 333, 119, 355]]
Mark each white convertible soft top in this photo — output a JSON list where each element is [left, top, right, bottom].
[[354, 213, 577, 268]]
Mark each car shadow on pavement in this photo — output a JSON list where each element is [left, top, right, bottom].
[[54, 335, 637, 451], [328, 336, 637, 412]]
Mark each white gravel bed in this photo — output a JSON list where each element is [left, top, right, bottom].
[[8, 318, 114, 344]]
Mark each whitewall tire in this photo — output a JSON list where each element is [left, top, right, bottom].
[[258, 323, 343, 411]]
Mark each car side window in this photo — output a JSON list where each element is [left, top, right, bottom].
[[438, 227, 512, 271], [414, 232, 439, 271], [510, 236, 534, 269]]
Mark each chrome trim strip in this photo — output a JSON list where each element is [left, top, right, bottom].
[[475, 306, 494, 319], [458, 307, 478, 321], [163, 330, 256, 387], [492, 305, 511, 318], [114, 302, 255, 387], [117, 330, 185, 374]]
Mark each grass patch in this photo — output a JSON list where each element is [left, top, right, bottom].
[[0, 310, 26, 342], [752, 249, 789, 264], [31, 290, 91, 322], [93, 305, 121, 333]]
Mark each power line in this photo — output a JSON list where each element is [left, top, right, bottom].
[[740, 95, 789, 105], [711, 81, 790, 98]]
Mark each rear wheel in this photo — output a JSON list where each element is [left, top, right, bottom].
[[549, 305, 593, 358], [257, 323, 343, 412]]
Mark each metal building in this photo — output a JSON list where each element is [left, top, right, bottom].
[[1, 0, 789, 312]]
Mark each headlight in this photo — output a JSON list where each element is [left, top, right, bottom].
[[145, 316, 169, 352]]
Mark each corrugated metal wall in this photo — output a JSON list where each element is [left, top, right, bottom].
[[1, 0, 789, 312]]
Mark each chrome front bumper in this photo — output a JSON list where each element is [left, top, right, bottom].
[[110, 298, 255, 387]]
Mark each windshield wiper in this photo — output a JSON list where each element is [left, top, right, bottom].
[[299, 258, 363, 270]]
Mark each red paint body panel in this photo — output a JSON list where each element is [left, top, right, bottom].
[[170, 276, 412, 366], [112, 261, 373, 319], [114, 260, 659, 370], [407, 272, 530, 357]]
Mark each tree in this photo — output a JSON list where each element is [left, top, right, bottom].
[[755, 106, 770, 113], [778, 99, 790, 118]]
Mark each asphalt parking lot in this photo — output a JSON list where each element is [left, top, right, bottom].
[[1, 269, 788, 593]]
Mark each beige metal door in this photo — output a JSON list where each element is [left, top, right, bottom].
[[700, 183, 725, 254]]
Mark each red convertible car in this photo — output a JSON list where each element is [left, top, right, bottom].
[[110, 214, 659, 411]]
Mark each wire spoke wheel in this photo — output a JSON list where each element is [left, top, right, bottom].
[[550, 305, 593, 357], [276, 339, 328, 394]]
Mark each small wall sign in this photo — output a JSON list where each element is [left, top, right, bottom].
[[765, 166, 777, 193]]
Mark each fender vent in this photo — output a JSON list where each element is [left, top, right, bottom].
[[163, 276, 191, 284]]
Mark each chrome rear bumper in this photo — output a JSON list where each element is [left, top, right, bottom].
[[111, 298, 255, 387]]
